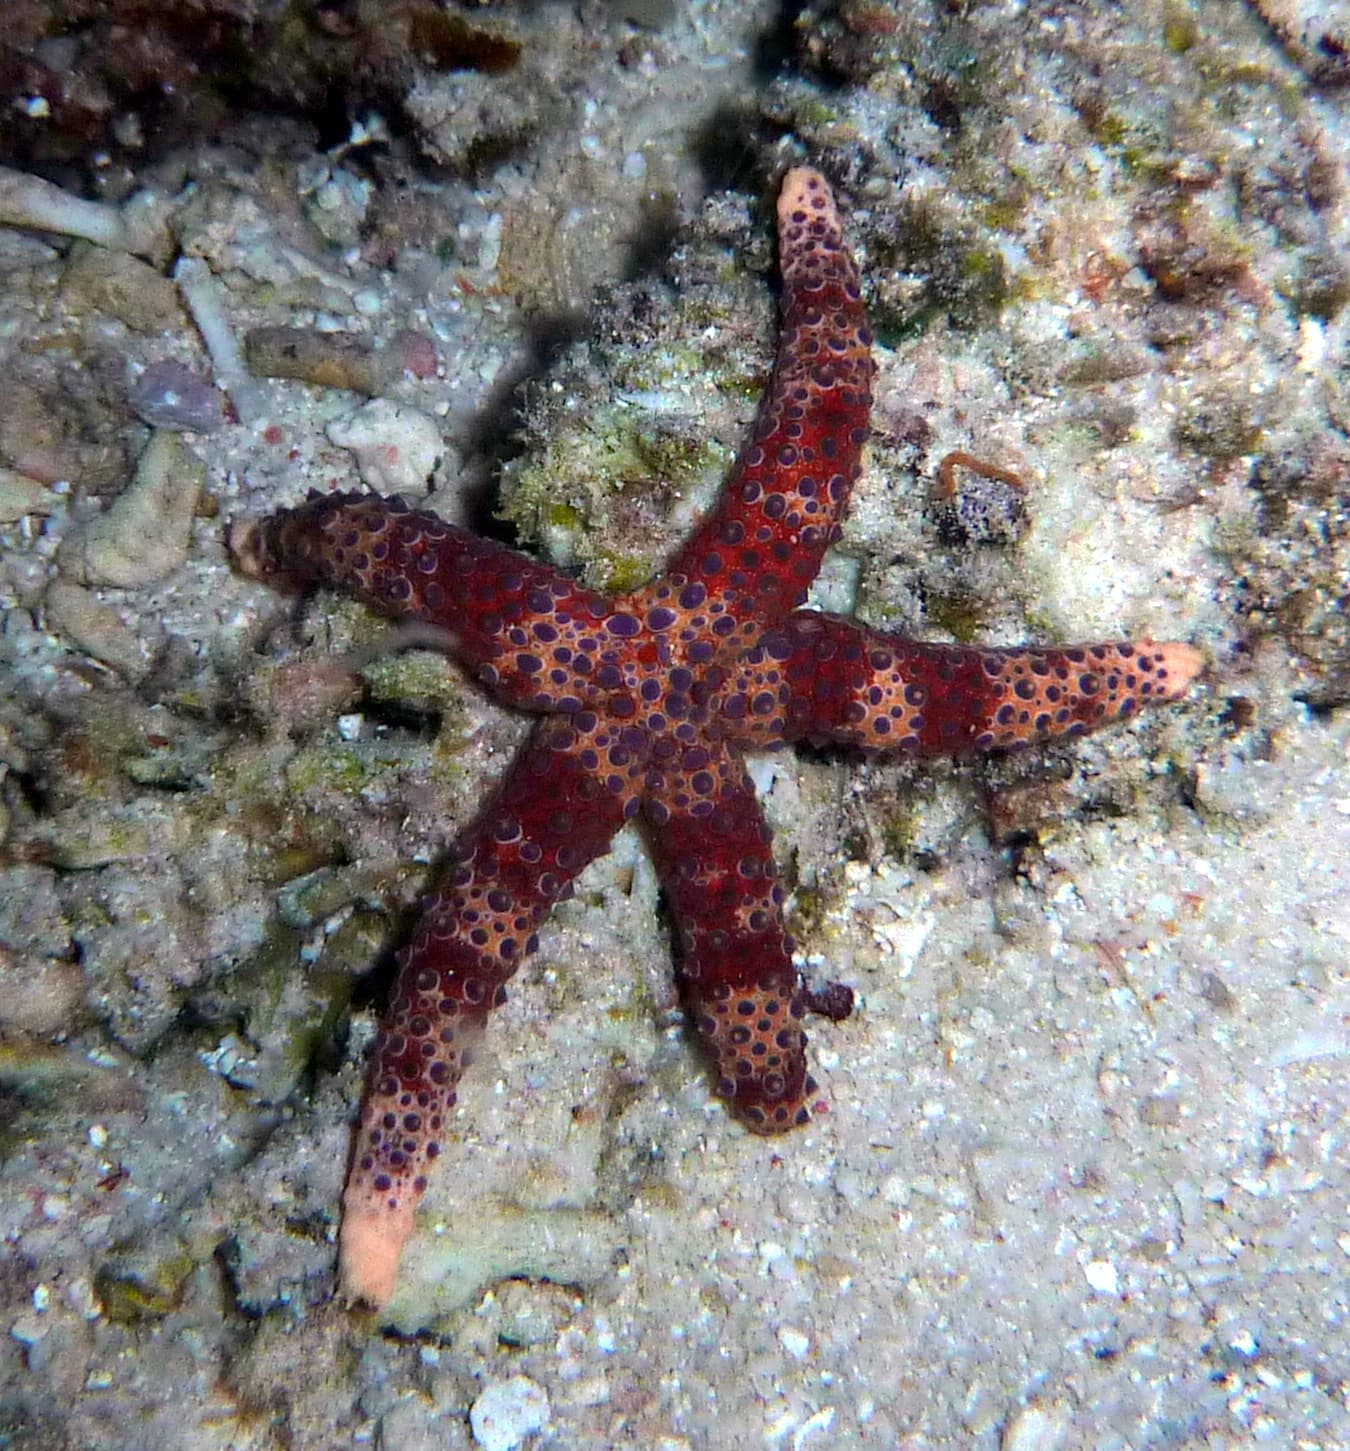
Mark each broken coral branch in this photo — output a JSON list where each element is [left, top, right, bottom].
[[174, 257, 265, 426], [245, 326, 438, 395], [0, 166, 171, 263]]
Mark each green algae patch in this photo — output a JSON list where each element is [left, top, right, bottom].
[[594, 550, 660, 595], [204, 894, 398, 1106], [1174, 389, 1265, 460], [921, 591, 996, 645], [787, 882, 829, 943], [360, 649, 464, 714], [879, 806, 922, 862], [273, 911, 380, 1094], [96, 1245, 196, 1325], [868, 194, 1016, 341], [39, 803, 194, 869], [284, 744, 374, 796], [499, 397, 728, 592], [1163, 10, 1198, 53], [281, 735, 430, 799]]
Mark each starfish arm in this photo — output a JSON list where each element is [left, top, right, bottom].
[[231, 491, 614, 711], [642, 740, 816, 1133], [339, 713, 642, 1307], [721, 612, 1204, 753], [646, 168, 873, 652]]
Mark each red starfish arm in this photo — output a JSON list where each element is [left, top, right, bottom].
[[339, 713, 642, 1306], [642, 739, 817, 1133], [641, 168, 873, 653], [230, 491, 613, 711], [721, 612, 1204, 753]]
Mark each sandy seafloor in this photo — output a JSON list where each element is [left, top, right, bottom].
[[0, 1, 1347, 1447]]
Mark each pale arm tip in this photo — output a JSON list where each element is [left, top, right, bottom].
[[338, 1201, 415, 1309], [226, 518, 268, 580], [1152, 641, 1205, 699], [777, 167, 838, 226]]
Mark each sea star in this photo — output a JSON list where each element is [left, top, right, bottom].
[[231, 168, 1202, 1306]]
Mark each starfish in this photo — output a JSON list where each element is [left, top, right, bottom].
[[231, 169, 1203, 1306]]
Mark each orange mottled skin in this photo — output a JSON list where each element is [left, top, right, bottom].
[[232, 169, 1203, 1306]]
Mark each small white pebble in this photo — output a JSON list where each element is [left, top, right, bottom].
[[1083, 1259, 1119, 1295], [65, 1278, 101, 1320], [336, 713, 364, 741], [31, 1285, 49, 1313], [10, 1315, 47, 1346], [1228, 1327, 1259, 1357], [778, 1326, 810, 1359], [1297, 316, 1326, 372], [88, 1124, 108, 1148], [1002, 1399, 1072, 1451], [880, 1173, 910, 1206], [566, 1373, 609, 1407], [469, 1375, 550, 1451], [327, 399, 444, 494]]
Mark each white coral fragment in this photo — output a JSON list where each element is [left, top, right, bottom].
[[0, 165, 170, 262], [58, 433, 204, 588], [326, 399, 444, 494]]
